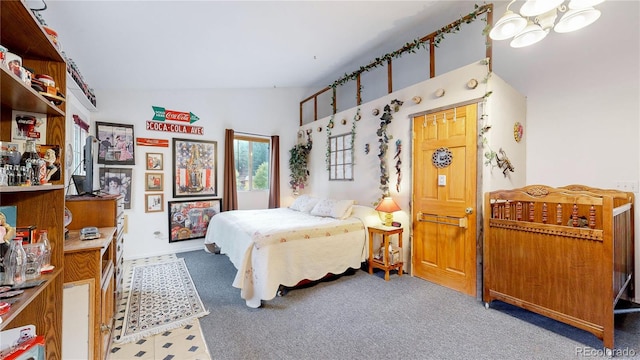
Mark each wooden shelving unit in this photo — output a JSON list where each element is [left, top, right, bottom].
[[0, 1, 67, 359]]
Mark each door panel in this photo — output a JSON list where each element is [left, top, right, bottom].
[[412, 104, 478, 296]]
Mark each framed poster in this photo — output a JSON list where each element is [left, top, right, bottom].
[[172, 138, 217, 198], [146, 152, 163, 170], [167, 198, 221, 242], [145, 172, 163, 191], [145, 194, 164, 213], [98, 167, 133, 209], [96, 122, 135, 165]]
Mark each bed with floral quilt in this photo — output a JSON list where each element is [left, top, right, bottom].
[[203, 196, 376, 308]]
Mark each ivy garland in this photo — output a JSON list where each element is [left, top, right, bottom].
[[376, 99, 403, 199], [289, 134, 313, 193], [350, 108, 359, 158], [327, 3, 491, 107], [325, 114, 335, 170], [476, 58, 498, 169]]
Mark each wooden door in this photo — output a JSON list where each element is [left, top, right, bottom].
[[412, 104, 478, 296]]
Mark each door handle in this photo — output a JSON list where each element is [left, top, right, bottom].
[[465, 207, 474, 214], [416, 212, 468, 228]]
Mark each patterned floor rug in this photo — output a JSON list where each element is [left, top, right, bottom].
[[113, 258, 209, 344]]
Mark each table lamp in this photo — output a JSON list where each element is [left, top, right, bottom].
[[375, 196, 401, 226]]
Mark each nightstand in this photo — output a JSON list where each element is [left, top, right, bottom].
[[368, 225, 403, 281]]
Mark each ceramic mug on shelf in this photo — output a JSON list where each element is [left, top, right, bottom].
[[5, 52, 22, 78]]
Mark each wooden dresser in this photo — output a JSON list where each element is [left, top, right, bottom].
[[66, 194, 126, 298], [64, 195, 125, 359]]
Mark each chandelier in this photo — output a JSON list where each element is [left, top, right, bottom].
[[489, 0, 604, 48]]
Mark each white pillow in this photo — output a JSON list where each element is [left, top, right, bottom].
[[310, 198, 355, 219], [289, 195, 319, 213]]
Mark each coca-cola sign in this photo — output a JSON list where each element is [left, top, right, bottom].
[[152, 106, 200, 123], [146, 121, 204, 135]]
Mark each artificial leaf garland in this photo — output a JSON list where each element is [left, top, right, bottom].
[[377, 99, 403, 198], [289, 134, 313, 192], [394, 139, 402, 193], [327, 4, 491, 107]]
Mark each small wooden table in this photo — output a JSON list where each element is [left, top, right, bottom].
[[367, 225, 403, 281]]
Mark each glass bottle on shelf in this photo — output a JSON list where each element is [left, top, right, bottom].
[[38, 230, 51, 268], [20, 139, 40, 185], [5, 237, 27, 286]]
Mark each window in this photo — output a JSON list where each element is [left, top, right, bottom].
[[328, 133, 354, 180], [234, 135, 270, 191], [71, 123, 88, 176]]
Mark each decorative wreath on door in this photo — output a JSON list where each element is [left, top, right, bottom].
[[432, 147, 453, 168]]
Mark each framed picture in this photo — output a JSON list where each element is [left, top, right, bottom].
[[146, 152, 163, 170], [167, 198, 221, 242], [96, 121, 135, 165], [145, 172, 163, 191], [145, 194, 164, 213], [172, 138, 217, 198], [98, 167, 133, 209], [11, 110, 46, 144]]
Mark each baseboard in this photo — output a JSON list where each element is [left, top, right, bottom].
[[124, 245, 204, 261]]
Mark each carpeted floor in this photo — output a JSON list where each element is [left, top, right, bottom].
[[179, 249, 640, 360]]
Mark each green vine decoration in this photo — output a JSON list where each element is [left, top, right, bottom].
[[377, 99, 403, 199], [289, 134, 313, 193], [325, 114, 335, 170], [477, 58, 498, 169], [327, 4, 491, 107], [350, 108, 359, 162]]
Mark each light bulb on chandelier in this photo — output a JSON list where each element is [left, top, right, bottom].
[[489, 0, 604, 48]]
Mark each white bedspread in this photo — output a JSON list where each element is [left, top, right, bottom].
[[203, 208, 367, 308]]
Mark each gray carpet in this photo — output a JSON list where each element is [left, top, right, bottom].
[[179, 250, 640, 360]]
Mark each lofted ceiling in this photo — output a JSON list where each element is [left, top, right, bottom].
[[27, 0, 492, 91]]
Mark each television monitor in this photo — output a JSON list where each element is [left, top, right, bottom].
[[72, 135, 98, 195]]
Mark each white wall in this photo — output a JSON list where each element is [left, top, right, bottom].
[[90, 87, 305, 259]]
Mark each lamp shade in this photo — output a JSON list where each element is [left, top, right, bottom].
[[376, 197, 401, 227], [375, 197, 401, 213], [568, 0, 605, 9], [554, 7, 601, 33], [489, 10, 528, 40], [519, 0, 564, 17], [510, 22, 549, 48]]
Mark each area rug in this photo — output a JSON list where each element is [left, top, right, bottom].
[[114, 258, 209, 344]]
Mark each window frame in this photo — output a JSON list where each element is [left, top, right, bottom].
[[328, 132, 354, 181], [233, 134, 270, 192]]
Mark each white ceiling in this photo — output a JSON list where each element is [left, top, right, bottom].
[[29, 0, 489, 91]]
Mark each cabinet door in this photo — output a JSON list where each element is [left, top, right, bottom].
[[63, 280, 95, 360], [100, 264, 115, 360]]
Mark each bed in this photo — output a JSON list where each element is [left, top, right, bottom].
[[203, 197, 376, 308], [483, 184, 635, 351]]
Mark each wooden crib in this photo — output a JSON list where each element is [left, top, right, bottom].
[[483, 184, 635, 351]]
